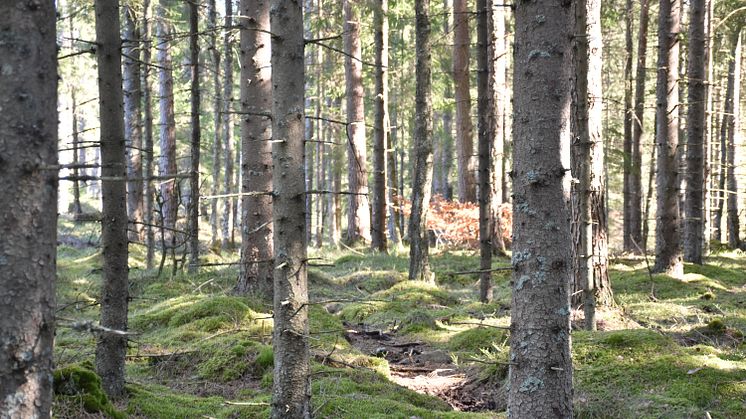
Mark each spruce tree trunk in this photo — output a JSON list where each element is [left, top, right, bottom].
[[509, 0, 574, 415], [208, 0, 222, 248], [315, 7, 325, 248], [622, 0, 634, 252], [453, 0, 476, 203], [142, 0, 156, 269], [71, 90, 83, 216], [409, 0, 435, 283], [237, 0, 274, 297], [221, 0, 235, 249], [372, 0, 390, 252], [714, 59, 732, 242], [0, 1, 57, 414], [344, 0, 372, 244], [727, 30, 742, 249], [629, 0, 651, 252], [703, 0, 714, 252], [388, 93, 403, 244], [156, 0, 178, 233], [123, 5, 144, 241], [188, 0, 201, 271], [684, 0, 706, 263], [269, 0, 310, 416], [477, 0, 492, 302], [489, 0, 507, 255], [94, 0, 130, 397], [653, 0, 683, 276]]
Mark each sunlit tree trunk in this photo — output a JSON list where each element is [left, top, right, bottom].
[[727, 30, 742, 249], [372, 0, 390, 251], [489, 0, 506, 256], [622, 0, 634, 252], [208, 0, 222, 248], [156, 0, 178, 232], [453, 0, 476, 202], [221, 0, 235, 249], [187, 0, 201, 271], [142, 0, 156, 269]]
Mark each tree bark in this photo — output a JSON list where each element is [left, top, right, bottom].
[[208, 0, 222, 248], [344, 0, 371, 245], [156, 0, 178, 233], [0, 1, 57, 414], [702, 0, 714, 252], [453, 0, 476, 203], [684, 0, 706, 263], [237, 0, 274, 298], [71, 90, 83, 216], [142, 0, 156, 270], [94, 0, 130, 398], [509, 0, 574, 416], [372, 0, 390, 252], [188, 0, 201, 272], [726, 30, 742, 249], [270, 0, 311, 416], [652, 0, 683, 276], [222, 0, 235, 249], [622, 0, 634, 252], [489, 0, 507, 255], [123, 5, 144, 242], [477, 0, 492, 302], [388, 92, 403, 245], [409, 0, 435, 283]]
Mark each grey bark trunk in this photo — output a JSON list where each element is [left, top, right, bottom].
[[622, 0, 634, 252], [123, 6, 144, 242], [453, 0, 476, 203], [237, 0, 274, 298], [222, 0, 235, 249], [372, 0, 390, 252], [208, 0, 222, 248], [703, 0, 714, 252], [477, 0, 492, 302], [0, 1, 57, 414], [269, 0, 311, 416], [188, 0, 201, 271], [653, 0, 683, 277], [142, 0, 156, 270], [388, 93, 403, 244], [344, 0, 371, 245], [509, 0, 574, 416], [156, 0, 177, 234], [684, 0, 706, 263], [489, 0, 507, 255], [727, 30, 742, 249], [71, 90, 83, 216], [408, 0, 435, 283], [94, 0, 130, 397]]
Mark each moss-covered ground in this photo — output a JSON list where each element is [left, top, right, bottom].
[[53, 219, 746, 418]]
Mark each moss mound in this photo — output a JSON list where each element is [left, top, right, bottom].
[[53, 362, 125, 418]]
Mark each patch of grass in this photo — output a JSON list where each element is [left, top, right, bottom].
[[127, 383, 269, 418], [449, 327, 507, 353]]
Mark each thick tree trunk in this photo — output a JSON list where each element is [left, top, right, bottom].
[[453, 0, 476, 202], [372, 0, 390, 252], [572, 0, 611, 331], [269, 0, 310, 416], [477, 0, 492, 302], [188, 0, 201, 271], [653, 0, 683, 277], [509, 0, 574, 415], [208, 0, 222, 248], [94, 0, 129, 397], [123, 6, 144, 242], [727, 30, 742, 249], [237, 0, 274, 297], [344, 0, 372, 245], [142, 0, 156, 269], [629, 0, 650, 252], [684, 0, 706, 263], [156, 0, 178, 233], [222, 0, 235, 249], [622, 0, 634, 252], [409, 0, 435, 283], [0, 1, 57, 414]]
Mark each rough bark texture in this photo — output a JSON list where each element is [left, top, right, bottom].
[[270, 1, 310, 417], [344, 0, 371, 245], [123, 6, 144, 242], [156, 0, 178, 232], [629, 0, 650, 252], [477, 0, 492, 302], [572, 0, 612, 331], [208, 0, 222, 247], [188, 0, 201, 271], [509, 0, 574, 416], [453, 0, 476, 203], [222, 0, 235, 249], [622, 0, 634, 252], [237, 0, 274, 297], [372, 0, 390, 252], [409, 0, 435, 283], [684, 0, 706, 263], [0, 1, 57, 415], [95, 0, 130, 397], [726, 30, 742, 249], [142, 0, 156, 270]]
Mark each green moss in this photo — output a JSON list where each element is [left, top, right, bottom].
[[449, 327, 507, 352], [707, 318, 727, 333], [53, 362, 125, 419], [127, 383, 269, 418], [196, 339, 257, 381], [400, 309, 441, 334]]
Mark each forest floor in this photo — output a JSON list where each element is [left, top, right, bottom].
[[53, 217, 746, 418]]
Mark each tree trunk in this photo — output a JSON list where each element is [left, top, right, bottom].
[[188, 0, 201, 272], [489, 0, 506, 255], [629, 0, 650, 252], [727, 30, 742, 249], [509, 0, 574, 415], [652, 0, 683, 277], [269, 0, 311, 416], [71, 90, 83, 216], [94, 0, 129, 397], [642, 136, 656, 252], [572, 0, 611, 331], [622, 0, 634, 252], [123, 6, 144, 242], [409, 0, 435, 283], [237, 0, 274, 298], [0, 1, 57, 414], [142, 0, 156, 270], [344, 0, 372, 245], [304, 0, 314, 245], [372, 0, 390, 252], [222, 0, 235, 249], [156, 0, 178, 233], [315, 5, 325, 248], [477, 0, 492, 302], [388, 92, 403, 245], [453, 0, 476, 203], [208, 0, 222, 248], [684, 0, 706, 263], [714, 59, 732, 242], [702, 0, 714, 253]]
